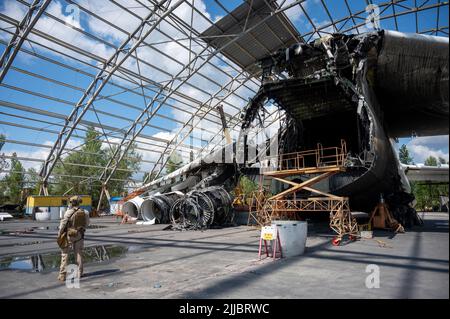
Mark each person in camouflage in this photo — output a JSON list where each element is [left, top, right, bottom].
[[57, 196, 89, 282]]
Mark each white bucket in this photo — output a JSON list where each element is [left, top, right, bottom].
[[272, 220, 307, 257]]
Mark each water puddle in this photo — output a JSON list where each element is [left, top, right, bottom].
[[0, 225, 107, 235], [87, 225, 108, 229], [0, 244, 127, 273]]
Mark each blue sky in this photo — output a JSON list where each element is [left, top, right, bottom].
[[0, 0, 448, 177]]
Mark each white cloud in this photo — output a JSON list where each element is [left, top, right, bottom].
[[0, 1, 27, 42], [0, 0, 260, 182], [3, 139, 82, 171], [77, 0, 140, 43], [406, 135, 449, 164], [46, 1, 82, 29], [0, 0, 26, 22], [278, 0, 306, 24], [0, 0, 115, 65]]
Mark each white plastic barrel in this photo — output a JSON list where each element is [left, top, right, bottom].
[[272, 220, 307, 257], [35, 207, 51, 221], [122, 197, 144, 218]]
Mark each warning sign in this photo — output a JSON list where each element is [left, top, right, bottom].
[[261, 226, 277, 241]]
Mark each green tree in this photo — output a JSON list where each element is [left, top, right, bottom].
[[411, 156, 449, 211], [424, 156, 438, 166], [239, 175, 258, 197], [166, 152, 184, 174], [24, 168, 41, 195], [53, 127, 141, 208], [1, 153, 25, 204], [438, 157, 447, 165], [0, 133, 7, 173], [105, 144, 141, 198], [399, 144, 414, 164], [54, 127, 105, 206]]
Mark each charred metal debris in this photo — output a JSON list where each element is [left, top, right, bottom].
[[239, 30, 423, 223], [169, 186, 235, 231], [125, 185, 236, 231], [241, 31, 382, 160]]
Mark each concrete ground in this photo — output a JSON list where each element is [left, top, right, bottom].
[[0, 212, 448, 299]]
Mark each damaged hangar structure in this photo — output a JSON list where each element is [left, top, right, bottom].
[[133, 2, 449, 228], [136, 30, 449, 228], [0, 0, 448, 229]]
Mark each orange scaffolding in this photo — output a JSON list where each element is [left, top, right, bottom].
[[250, 140, 358, 245]]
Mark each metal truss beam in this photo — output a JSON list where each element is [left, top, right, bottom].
[[194, 107, 283, 165], [0, 0, 51, 83], [146, 69, 251, 183], [120, 0, 261, 92], [0, 7, 255, 131], [2, 168, 140, 184], [0, 35, 240, 129], [99, 0, 309, 188], [38, 0, 185, 194], [1, 137, 155, 166], [0, 100, 201, 157], [0, 115, 199, 160], [27, 0, 251, 113], [2, 153, 145, 174], [140, 0, 308, 181], [300, 0, 448, 41]]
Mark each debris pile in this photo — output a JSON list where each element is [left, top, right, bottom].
[[141, 192, 182, 224], [169, 186, 234, 230], [386, 192, 423, 228], [121, 186, 235, 230]]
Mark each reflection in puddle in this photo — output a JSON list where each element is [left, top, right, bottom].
[[126, 245, 147, 252], [30, 225, 107, 231], [0, 245, 127, 272], [0, 225, 107, 235]]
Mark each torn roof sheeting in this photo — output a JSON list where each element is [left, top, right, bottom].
[[201, 0, 301, 75]]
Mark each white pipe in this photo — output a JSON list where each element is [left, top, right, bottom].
[[122, 197, 145, 218], [140, 196, 159, 224]]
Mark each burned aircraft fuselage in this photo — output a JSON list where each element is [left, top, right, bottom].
[[242, 30, 449, 211]]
